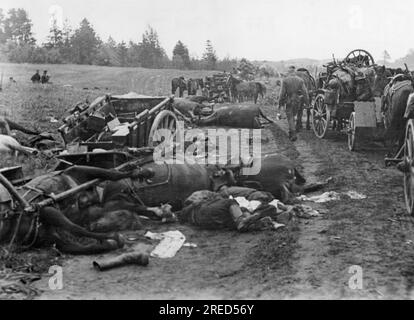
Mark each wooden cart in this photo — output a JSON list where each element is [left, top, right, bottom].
[[204, 73, 231, 102], [310, 49, 384, 151], [59, 93, 182, 152]]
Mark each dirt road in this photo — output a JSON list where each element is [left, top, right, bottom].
[[32, 105, 414, 299]]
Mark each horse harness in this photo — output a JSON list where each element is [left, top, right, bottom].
[[2, 171, 79, 250]]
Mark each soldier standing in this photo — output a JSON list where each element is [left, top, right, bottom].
[[278, 66, 309, 141]]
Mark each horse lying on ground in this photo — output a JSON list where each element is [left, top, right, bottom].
[[172, 98, 214, 121], [0, 165, 173, 254], [0, 116, 40, 136], [100, 155, 306, 215], [186, 95, 209, 104], [194, 104, 274, 129], [0, 116, 57, 151], [0, 160, 236, 254], [0, 134, 39, 156], [229, 153, 306, 203], [0, 152, 307, 253]]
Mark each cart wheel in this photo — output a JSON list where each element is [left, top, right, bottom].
[[404, 119, 414, 216], [347, 112, 356, 151], [345, 49, 375, 67], [311, 94, 330, 139], [148, 110, 181, 149]]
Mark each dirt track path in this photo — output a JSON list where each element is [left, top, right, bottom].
[[34, 107, 414, 300]]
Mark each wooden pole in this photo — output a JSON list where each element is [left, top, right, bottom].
[[35, 161, 134, 209], [0, 172, 32, 210], [0, 158, 138, 211]]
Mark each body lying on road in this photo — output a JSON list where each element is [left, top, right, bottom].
[[177, 188, 289, 232]]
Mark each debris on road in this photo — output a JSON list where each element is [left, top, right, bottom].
[[297, 190, 367, 203], [297, 191, 341, 203], [145, 230, 186, 259], [344, 190, 367, 200], [93, 251, 149, 271], [233, 197, 262, 212], [183, 243, 198, 248]]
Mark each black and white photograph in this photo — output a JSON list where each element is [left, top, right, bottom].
[[0, 0, 414, 303]]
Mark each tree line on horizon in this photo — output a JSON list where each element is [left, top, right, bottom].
[[0, 7, 247, 71]]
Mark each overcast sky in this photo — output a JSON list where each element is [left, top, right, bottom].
[[2, 0, 414, 62]]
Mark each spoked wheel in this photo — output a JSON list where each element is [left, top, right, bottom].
[[148, 110, 181, 150], [347, 112, 356, 151], [311, 94, 330, 138], [345, 49, 375, 67], [403, 119, 414, 216]]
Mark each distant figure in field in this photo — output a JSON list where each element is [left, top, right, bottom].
[[41, 70, 50, 84], [31, 70, 41, 83]]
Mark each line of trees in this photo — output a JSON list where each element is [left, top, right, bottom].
[[0, 7, 242, 71]]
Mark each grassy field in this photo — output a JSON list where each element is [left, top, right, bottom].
[[0, 62, 218, 120], [0, 63, 219, 174]]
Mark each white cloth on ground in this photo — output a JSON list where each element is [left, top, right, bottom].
[[145, 230, 186, 258]]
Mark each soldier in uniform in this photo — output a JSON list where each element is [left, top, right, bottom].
[[41, 70, 50, 84], [31, 70, 41, 83], [279, 66, 309, 141]]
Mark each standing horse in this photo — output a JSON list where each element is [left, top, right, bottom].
[[255, 82, 267, 102], [187, 78, 198, 96], [382, 74, 414, 155], [227, 75, 242, 103], [295, 69, 316, 130], [172, 77, 187, 97]]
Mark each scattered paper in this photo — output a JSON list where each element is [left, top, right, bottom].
[[297, 190, 366, 203], [298, 191, 340, 203], [344, 191, 367, 200], [107, 118, 121, 131], [183, 243, 197, 248], [234, 197, 261, 212], [145, 230, 186, 258]]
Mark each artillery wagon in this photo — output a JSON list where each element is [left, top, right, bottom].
[[310, 49, 384, 151], [59, 93, 182, 152]]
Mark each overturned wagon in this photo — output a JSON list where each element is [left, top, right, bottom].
[[59, 93, 181, 152]]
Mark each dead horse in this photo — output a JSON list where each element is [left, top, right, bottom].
[[102, 161, 238, 210], [0, 165, 157, 254], [195, 104, 274, 129]]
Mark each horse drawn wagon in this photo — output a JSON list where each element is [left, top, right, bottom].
[[204, 73, 232, 102], [310, 49, 385, 151], [59, 92, 182, 152]]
